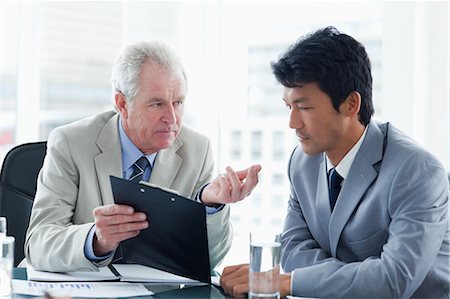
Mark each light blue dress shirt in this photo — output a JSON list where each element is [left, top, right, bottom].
[[84, 117, 220, 261]]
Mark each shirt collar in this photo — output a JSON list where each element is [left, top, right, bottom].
[[326, 126, 368, 179], [118, 116, 157, 173]]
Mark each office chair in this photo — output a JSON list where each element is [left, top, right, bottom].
[[0, 141, 47, 266]]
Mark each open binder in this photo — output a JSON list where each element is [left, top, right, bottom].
[[110, 176, 211, 284], [27, 263, 206, 285]]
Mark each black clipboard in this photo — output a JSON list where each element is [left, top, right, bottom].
[[110, 176, 211, 284]]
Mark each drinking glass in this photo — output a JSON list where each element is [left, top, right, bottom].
[[0, 217, 6, 237], [0, 236, 15, 297], [249, 232, 281, 299]]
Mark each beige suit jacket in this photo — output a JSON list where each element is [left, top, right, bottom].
[[25, 111, 232, 272]]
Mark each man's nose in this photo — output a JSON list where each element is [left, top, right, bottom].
[[289, 109, 303, 129], [162, 104, 176, 124]]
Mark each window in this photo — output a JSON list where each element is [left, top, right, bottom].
[[230, 131, 242, 160], [272, 131, 285, 161], [250, 131, 263, 160], [1, 1, 448, 270]]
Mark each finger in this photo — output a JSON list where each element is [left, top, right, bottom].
[[221, 271, 249, 297], [93, 204, 134, 217], [239, 166, 260, 197], [217, 174, 231, 201], [95, 220, 149, 250], [231, 283, 248, 298], [225, 166, 241, 201], [221, 264, 249, 291], [97, 230, 141, 246], [96, 212, 147, 226], [106, 220, 149, 235], [221, 263, 248, 277], [235, 164, 262, 180]]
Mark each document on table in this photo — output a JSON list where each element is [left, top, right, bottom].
[[12, 280, 153, 298], [112, 264, 206, 284], [27, 264, 206, 285], [27, 265, 118, 281]]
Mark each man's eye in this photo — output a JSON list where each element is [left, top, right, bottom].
[[284, 104, 292, 110], [150, 102, 162, 107], [174, 101, 184, 107]]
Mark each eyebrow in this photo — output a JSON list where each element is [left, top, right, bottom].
[[283, 97, 310, 104], [147, 96, 185, 102]]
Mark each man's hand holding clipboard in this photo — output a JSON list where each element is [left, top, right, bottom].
[[109, 176, 211, 284]]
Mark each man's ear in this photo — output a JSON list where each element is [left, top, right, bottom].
[[115, 92, 128, 119], [340, 91, 361, 117]]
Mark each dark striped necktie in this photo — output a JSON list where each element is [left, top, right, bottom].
[[129, 156, 150, 182]]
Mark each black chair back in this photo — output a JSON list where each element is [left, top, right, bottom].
[[0, 141, 47, 266]]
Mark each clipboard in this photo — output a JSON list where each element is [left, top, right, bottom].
[[109, 176, 211, 284]]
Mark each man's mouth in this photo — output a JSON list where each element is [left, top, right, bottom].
[[296, 131, 309, 140]]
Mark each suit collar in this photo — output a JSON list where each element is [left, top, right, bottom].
[[149, 136, 182, 189], [315, 159, 332, 253], [329, 120, 386, 256], [95, 113, 123, 205], [93, 113, 184, 204]]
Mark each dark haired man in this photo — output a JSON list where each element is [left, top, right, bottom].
[[220, 26, 449, 298]]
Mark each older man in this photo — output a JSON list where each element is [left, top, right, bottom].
[[25, 40, 261, 272]]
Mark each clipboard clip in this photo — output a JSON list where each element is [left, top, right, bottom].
[[138, 180, 180, 195]]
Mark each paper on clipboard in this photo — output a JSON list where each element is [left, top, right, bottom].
[[110, 176, 211, 284]]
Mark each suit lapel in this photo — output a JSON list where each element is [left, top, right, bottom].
[[315, 159, 332, 253], [149, 137, 182, 189], [94, 114, 122, 205], [329, 121, 385, 256]]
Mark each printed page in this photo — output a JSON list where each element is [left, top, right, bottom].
[[113, 264, 207, 285], [27, 266, 118, 282], [13, 280, 153, 297]]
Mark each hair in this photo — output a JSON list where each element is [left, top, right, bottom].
[[271, 26, 374, 126], [111, 40, 187, 106]]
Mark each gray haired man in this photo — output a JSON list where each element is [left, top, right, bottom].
[[26, 40, 261, 272]]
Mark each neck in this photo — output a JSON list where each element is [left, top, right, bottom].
[[327, 121, 366, 166]]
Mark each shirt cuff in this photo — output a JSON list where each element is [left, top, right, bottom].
[[291, 269, 299, 296], [84, 224, 114, 261], [196, 183, 225, 215]]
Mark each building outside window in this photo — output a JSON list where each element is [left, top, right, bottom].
[[1, 1, 448, 269]]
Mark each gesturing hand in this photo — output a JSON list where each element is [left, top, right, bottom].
[[201, 164, 262, 206]]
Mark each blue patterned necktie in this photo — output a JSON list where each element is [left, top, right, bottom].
[[129, 156, 150, 182], [328, 168, 343, 211]]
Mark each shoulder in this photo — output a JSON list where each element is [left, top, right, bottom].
[[377, 122, 448, 191], [47, 110, 118, 153], [383, 122, 442, 167], [49, 111, 117, 139]]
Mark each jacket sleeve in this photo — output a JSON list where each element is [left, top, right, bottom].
[[196, 140, 232, 270], [25, 128, 102, 272]]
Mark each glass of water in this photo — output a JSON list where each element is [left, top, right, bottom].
[[0, 236, 15, 297], [0, 217, 6, 237], [249, 232, 281, 299]]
